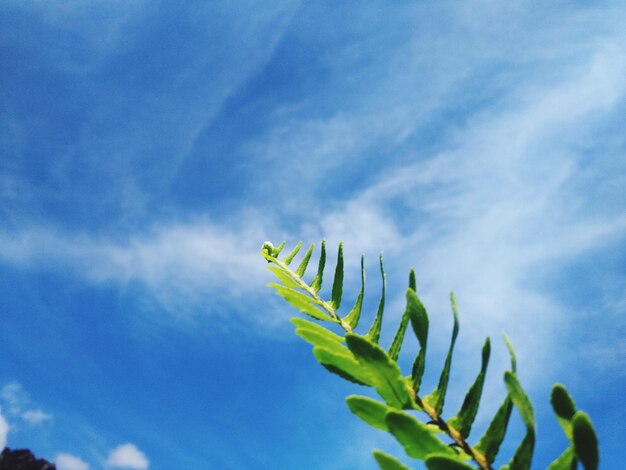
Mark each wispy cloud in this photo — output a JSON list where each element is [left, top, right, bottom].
[[21, 410, 53, 426], [294, 41, 626, 390], [0, 383, 54, 429], [0, 218, 273, 320]]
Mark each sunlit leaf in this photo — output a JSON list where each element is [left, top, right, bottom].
[[346, 334, 414, 409], [572, 411, 599, 470], [295, 326, 344, 351], [373, 450, 411, 470], [312, 346, 372, 385], [272, 241, 286, 257], [310, 239, 326, 292], [475, 396, 512, 464], [448, 337, 491, 439], [388, 272, 422, 361], [269, 284, 332, 321], [503, 333, 517, 374], [388, 311, 410, 362], [367, 254, 386, 344], [346, 395, 392, 431], [424, 292, 461, 415], [331, 243, 344, 309], [283, 241, 302, 265], [343, 256, 365, 329], [407, 289, 429, 392], [505, 372, 534, 429], [504, 371, 536, 470], [385, 411, 455, 459], [267, 265, 300, 289], [292, 317, 344, 344], [296, 243, 315, 277]]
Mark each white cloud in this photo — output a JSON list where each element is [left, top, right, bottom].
[[0, 382, 25, 416], [0, 411, 9, 449], [106, 443, 149, 469], [0, 382, 53, 426], [0, 218, 272, 319], [300, 41, 626, 388], [22, 409, 53, 425], [56, 453, 90, 470]]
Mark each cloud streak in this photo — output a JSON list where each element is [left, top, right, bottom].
[[0, 218, 273, 321]]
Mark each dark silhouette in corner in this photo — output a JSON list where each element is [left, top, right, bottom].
[[0, 448, 55, 470]]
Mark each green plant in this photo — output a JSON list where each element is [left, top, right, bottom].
[[261, 240, 599, 470]]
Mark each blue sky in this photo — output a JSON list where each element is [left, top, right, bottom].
[[1, 1, 625, 469]]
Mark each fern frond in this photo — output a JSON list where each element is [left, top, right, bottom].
[[260, 240, 600, 470]]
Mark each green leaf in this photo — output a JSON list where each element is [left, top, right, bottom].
[[295, 243, 315, 277], [343, 256, 365, 329], [346, 395, 392, 431], [385, 411, 455, 459], [480, 336, 517, 464], [346, 334, 414, 409], [503, 433, 535, 470], [269, 284, 332, 321], [367, 253, 386, 344], [283, 241, 302, 265], [292, 317, 344, 344], [572, 411, 599, 470], [372, 450, 411, 470], [504, 371, 536, 470], [331, 242, 344, 309], [546, 447, 576, 470], [409, 268, 416, 292], [424, 292, 461, 415], [475, 397, 513, 464], [312, 345, 372, 385], [425, 454, 476, 470], [388, 309, 410, 362], [295, 326, 344, 351], [503, 333, 517, 374], [448, 337, 491, 439], [272, 241, 286, 257], [407, 289, 429, 392], [551, 384, 577, 439], [388, 272, 423, 361], [476, 334, 518, 464], [310, 239, 326, 293], [267, 265, 300, 289], [504, 372, 535, 429]]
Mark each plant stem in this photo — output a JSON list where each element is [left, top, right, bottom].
[[415, 396, 492, 470]]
